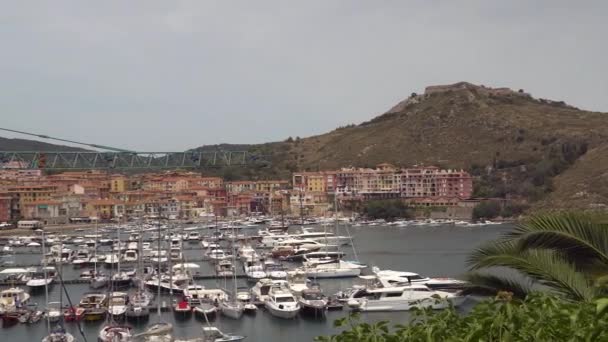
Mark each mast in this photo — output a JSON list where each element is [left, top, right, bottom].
[[156, 220, 162, 318], [93, 217, 98, 276], [229, 211, 238, 304], [167, 221, 173, 296], [116, 219, 121, 276], [42, 229, 50, 333]]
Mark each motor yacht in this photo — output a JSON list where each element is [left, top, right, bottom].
[[264, 288, 300, 319], [303, 260, 365, 278], [183, 284, 227, 305], [0, 287, 30, 314], [123, 249, 138, 263], [174, 298, 192, 318], [78, 292, 107, 321], [108, 291, 129, 318], [346, 284, 466, 312], [286, 270, 309, 294], [187, 232, 201, 241], [207, 248, 230, 261], [371, 267, 467, 290], [215, 259, 235, 277], [298, 284, 328, 317], [72, 249, 91, 266], [46, 301, 62, 322], [25, 267, 55, 291], [236, 290, 257, 314], [264, 261, 287, 279], [251, 278, 289, 303]]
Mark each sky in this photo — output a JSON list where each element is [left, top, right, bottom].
[[1, 1, 606, 151]]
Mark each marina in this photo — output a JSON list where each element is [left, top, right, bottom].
[[0, 219, 508, 341]]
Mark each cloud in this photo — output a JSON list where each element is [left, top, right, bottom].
[[0, 1, 606, 151]]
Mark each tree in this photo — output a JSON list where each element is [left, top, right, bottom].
[[466, 211, 608, 301], [317, 293, 608, 341], [362, 200, 412, 221], [472, 201, 501, 220]]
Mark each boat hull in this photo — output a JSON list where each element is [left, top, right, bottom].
[[265, 303, 300, 319]]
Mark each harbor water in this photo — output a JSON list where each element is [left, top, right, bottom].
[[2, 223, 510, 341]]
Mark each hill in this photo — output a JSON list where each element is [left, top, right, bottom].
[[196, 82, 608, 209], [0, 137, 87, 152]]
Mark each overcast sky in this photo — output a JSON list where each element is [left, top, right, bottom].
[[1, 1, 606, 151]]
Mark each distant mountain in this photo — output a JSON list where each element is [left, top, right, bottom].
[[0, 137, 87, 152], [195, 82, 608, 209]]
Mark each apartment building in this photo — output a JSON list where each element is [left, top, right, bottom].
[[293, 164, 473, 201]]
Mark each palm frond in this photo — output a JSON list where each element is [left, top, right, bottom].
[[467, 249, 597, 301], [461, 272, 532, 299], [508, 212, 608, 266], [467, 239, 520, 269]]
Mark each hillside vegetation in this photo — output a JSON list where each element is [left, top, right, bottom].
[[2, 82, 607, 209], [0, 137, 87, 152], [197, 82, 608, 209]]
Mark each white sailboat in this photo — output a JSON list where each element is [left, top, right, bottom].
[[219, 214, 244, 320]]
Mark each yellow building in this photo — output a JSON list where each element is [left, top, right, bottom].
[[110, 175, 127, 193], [307, 175, 325, 192]]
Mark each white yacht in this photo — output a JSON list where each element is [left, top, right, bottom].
[[46, 301, 62, 322], [0, 287, 30, 313], [346, 284, 466, 312], [215, 260, 235, 277], [237, 244, 257, 262], [244, 262, 267, 281], [187, 232, 201, 241], [123, 249, 138, 262], [104, 253, 121, 266], [264, 288, 300, 319], [108, 292, 129, 318], [372, 267, 467, 290], [208, 248, 230, 261], [251, 278, 289, 303], [303, 260, 365, 278], [286, 270, 309, 294], [25, 267, 55, 290], [72, 249, 91, 266], [183, 284, 227, 305]]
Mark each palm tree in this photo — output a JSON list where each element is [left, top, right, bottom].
[[465, 211, 608, 302]]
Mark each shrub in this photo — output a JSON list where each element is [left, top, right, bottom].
[[472, 201, 501, 220], [362, 200, 412, 221], [316, 293, 608, 342]]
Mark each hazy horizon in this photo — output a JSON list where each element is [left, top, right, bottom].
[[1, 1, 607, 151]]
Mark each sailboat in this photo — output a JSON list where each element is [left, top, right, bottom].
[[90, 219, 109, 289], [136, 221, 174, 342], [126, 224, 152, 321], [42, 232, 75, 342], [219, 214, 244, 320], [99, 221, 133, 342], [302, 192, 365, 278], [173, 225, 193, 319], [111, 223, 132, 289]]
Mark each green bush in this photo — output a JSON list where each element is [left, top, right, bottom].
[[316, 293, 608, 342], [362, 200, 412, 222], [472, 201, 501, 220]]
